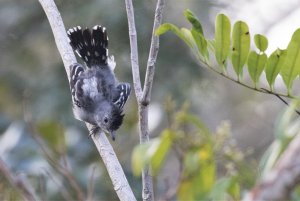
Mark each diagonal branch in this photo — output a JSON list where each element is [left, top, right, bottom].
[[0, 157, 39, 201], [38, 0, 136, 200], [243, 131, 300, 201]]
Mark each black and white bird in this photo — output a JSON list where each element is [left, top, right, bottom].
[[67, 25, 131, 140]]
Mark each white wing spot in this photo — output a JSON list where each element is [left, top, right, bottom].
[[75, 50, 82, 58]]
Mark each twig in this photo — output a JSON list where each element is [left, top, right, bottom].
[[87, 165, 96, 201], [38, 0, 137, 200], [26, 118, 85, 200], [124, 0, 143, 100], [0, 157, 39, 201], [243, 131, 300, 201], [197, 58, 296, 99], [142, 0, 166, 104], [43, 169, 73, 201], [124, 0, 166, 200], [261, 88, 300, 115]]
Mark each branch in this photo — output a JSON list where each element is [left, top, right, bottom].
[[0, 157, 39, 201], [243, 131, 300, 201], [38, 1, 136, 200], [124, 0, 166, 201], [124, 0, 143, 100], [142, 0, 166, 105]]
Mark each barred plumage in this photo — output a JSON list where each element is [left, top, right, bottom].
[[67, 25, 131, 140]]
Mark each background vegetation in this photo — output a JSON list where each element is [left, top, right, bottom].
[[1, 0, 300, 200]]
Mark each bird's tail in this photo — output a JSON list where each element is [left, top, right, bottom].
[[67, 25, 108, 66]]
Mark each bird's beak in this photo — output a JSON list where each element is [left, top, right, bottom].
[[109, 131, 116, 141]]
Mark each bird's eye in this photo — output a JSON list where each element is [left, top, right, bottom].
[[104, 117, 108, 123]]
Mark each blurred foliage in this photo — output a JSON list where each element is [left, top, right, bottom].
[[259, 100, 300, 177], [132, 98, 300, 200], [132, 99, 255, 200]]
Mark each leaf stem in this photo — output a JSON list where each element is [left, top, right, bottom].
[[197, 59, 296, 99]]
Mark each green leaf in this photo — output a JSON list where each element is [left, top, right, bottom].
[[215, 14, 231, 68], [155, 23, 175, 36], [183, 9, 208, 61], [131, 130, 174, 176], [180, 28, 199, 54], [196, 144, 215, 196], [231, 21, 250, 79], [178, 144, 215, 200], [191, 29, 209, 61], [156, 22, 208, 61], [149, 130, 173, 175], [280, 28, 300, 94], [247, 51, 267, 87], [177, 180, 196, 201], [37, 121, 65, 154], [156, 23, 199, 55], [155, 24, 191, 48], [227, 177, 240, 200], [254, 34, 268, 52], [131, 142, 151, 177], [176, 113, 212, 142], [210, 177, 240, 200], [184, 9, 203, 34], [265, 49, 287, 90]]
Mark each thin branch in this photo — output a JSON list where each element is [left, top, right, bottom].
[[0, 157, 39, 201], [142, 0, 166, 105], [38, 0, 137, 200], [261, 88, 300, 115], [43, 169, 73, 201], [197, 58, 296, 99], [26, 118, 85, 200], [87, 165, 96, 201], [124, 0, 143, 100], [124, 0, 166, 200], [243, 131, 300, 201]]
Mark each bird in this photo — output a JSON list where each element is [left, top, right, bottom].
[[67, 25, 131, 140]]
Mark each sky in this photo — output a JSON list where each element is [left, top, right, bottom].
[[222, 0, 300, 54]]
